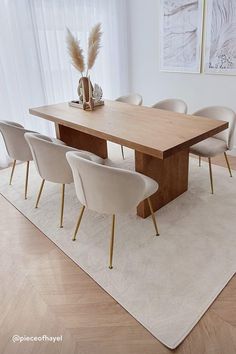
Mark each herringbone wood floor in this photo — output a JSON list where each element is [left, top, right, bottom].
[[0, 154, 235, 354]]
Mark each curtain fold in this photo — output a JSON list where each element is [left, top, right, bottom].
[[0, 0, 129, 167]]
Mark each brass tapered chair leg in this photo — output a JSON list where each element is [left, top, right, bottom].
[[24, 161, 30, 199], [208, 158, 214, 194], [109, 214, 115, 269], [147, 197, 159, 236], [121, 145, 125, 160], [60, 184, 65, 228], [199, 156, 201, 167], [9, 160, 16, 185], [35, 179, 45, 208], [72, 205, 85, 241], [224, 152, 233, 177]]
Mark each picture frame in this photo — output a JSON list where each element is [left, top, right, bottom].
[[160, 0, 204, 74], [204, 0, 236, 75]]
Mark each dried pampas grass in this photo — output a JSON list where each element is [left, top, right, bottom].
[[87, 23, 102, 72], [66, 23, 102, 77], [66, 28, 85, 74]]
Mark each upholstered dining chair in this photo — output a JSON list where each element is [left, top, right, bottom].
[[0, 120, 35, 199], [66, 151, 159, 269], [25, 133, 103, 228], [116, 93, 143, 106], [152, 99, 188, 114], [116, 93, 143, 159], [190, 106, 236, 194]]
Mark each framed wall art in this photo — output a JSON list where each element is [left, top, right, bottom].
[[160, 0, 204, 73], [204, 0, 236, 75]]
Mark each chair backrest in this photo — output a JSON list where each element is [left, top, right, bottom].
[[0, 120, 33, 161], [194, 106, 236, 150], [116, 93, 143, 106], [152, 99, 188, 114], [66, 151, 147, 214], [25, 132, 77, 184]]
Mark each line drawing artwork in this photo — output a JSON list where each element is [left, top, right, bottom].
[[160, 0, 203, 73], [205, 0, 236, 74]]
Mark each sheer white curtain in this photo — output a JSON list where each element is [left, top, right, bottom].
[[0, 0, 129, 167]]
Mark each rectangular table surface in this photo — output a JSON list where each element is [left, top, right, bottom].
[[29, 100, 228, 159]]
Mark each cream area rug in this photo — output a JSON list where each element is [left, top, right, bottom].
[[0, 142, 235, 349]]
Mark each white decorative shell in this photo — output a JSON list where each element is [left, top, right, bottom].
[[92, 83, 103, 102]]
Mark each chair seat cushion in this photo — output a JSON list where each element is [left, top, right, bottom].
[[190, 138, 227, 157], [141, 174, 159, 199]]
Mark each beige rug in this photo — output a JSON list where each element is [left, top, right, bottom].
[[0, 143, 235, 349]]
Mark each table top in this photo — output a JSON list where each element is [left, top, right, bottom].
[[29, 100, 228, 159]]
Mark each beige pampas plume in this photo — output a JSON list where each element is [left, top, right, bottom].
[[66, 28, 85, 75], [87, 23, 102, 73]]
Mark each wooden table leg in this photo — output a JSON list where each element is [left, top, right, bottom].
[[55, 123, 108, 159], [135, 148, 189, 218]]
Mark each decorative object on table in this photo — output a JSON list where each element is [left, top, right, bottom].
[[160, 0, 204, 73], [204, 0, 236, 75], [69, 80, 103, 109], [66, 23, 104, 110]]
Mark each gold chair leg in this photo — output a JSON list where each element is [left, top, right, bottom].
[[72, 205, 85, 241], [24, 161, 30, 199], [9, 160, 16, 185], [109, 214, 115, 269], [121, 145, 125, 160], [224, 152, 233, 177], [147, 197, 159, 236], [208, 158, 214, 194], [60, 184, 65, 228], [199, 156, 201, 167], [35, 179, 45, 208]]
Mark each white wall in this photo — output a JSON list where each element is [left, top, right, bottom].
[[127, 0, 236, 149]]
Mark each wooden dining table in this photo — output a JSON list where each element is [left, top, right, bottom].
[[29, 100, 228, 218]]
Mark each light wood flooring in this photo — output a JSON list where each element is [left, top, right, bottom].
[[0, 154, 235, 354]]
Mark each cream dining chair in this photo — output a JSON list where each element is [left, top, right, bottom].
[[116, 93, 143, 159], [25, 133, 103, 228], [152, 98, 188, 114], [190, 106, 236, 194], [66, 151, 159, 269], [0, 120, 35, 199]]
